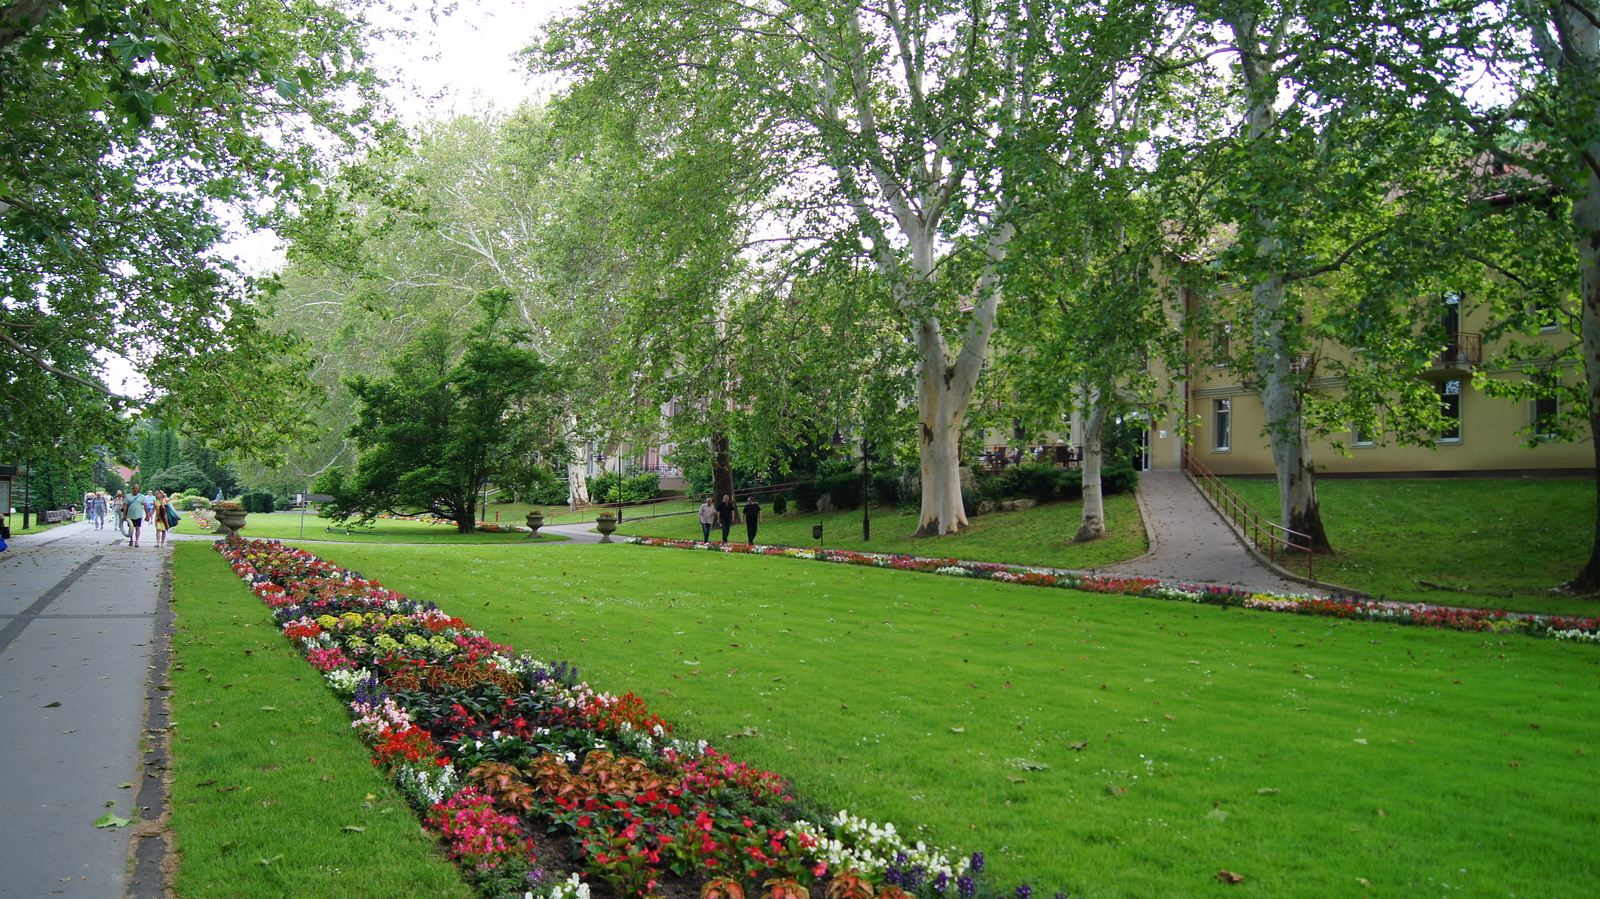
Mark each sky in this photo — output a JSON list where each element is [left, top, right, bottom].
[[107, 1, 575, 397], [220, 0, 575, 273]]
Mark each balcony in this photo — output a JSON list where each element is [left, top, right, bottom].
[[1425, 332, 1481, 379]]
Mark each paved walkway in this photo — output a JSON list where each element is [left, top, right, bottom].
[[1100, 469, 1311, 594], [0, 520, 172, 899]]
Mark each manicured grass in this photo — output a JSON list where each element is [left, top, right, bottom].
[[1222, 477, 1599, 616], [200, 540, 1600, 899], [166, 542, 473, 899], [3, 511, 74, 536], [614, 493, 1148, 571], [209, 511, 568, 544]]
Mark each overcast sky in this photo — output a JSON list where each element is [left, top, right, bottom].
[[218, 0, 573, 273]]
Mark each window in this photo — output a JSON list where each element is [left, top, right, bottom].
[[1351, 423, 1376, 447], [1533, 301, 1560, 333], [1212, 324, 1230, 365], [1438, 380, 1462, 442], [1532, 373, 1559, 437], [1212, 398, 1232, 451]]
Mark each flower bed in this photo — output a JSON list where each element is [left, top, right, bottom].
[[216, 538, 986, 899], [622, 538, 1600, 644]]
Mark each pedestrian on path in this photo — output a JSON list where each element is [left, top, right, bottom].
[[742, 496, 761, 544], [125, 484, 148, 547], [153, 490, 174, 547], [715, 494, 735, 543], [698, 498, 716, 542]]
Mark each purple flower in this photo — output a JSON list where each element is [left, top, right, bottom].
[[971, 852, 985, 874], [1016, 885, 1032, 899], [959, 876, 976, 899], [934, 872, 951, 894]]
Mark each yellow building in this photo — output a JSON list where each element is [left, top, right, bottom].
[[1143, 287, 1591, 477]]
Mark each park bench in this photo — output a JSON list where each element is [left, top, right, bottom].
[[42, 510, 67, 524]]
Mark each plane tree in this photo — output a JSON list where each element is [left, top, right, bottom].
[[0, 0, 395, 464]]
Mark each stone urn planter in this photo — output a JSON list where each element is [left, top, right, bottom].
[[525, 511, 544, 537], [595, 513, 618, 543], [213, 505, 248, 540]]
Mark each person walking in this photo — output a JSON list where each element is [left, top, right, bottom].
[[87, 491, 107, 529], [124, 484, 148, 547], [715, 494, 735, 543], [110, 491, 126, 531], [742, 496, 761, 544], [698, 498, 717, 542], [152, 490, 173, 547]]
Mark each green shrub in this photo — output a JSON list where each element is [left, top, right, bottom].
[[772, 493, 788, 515], [1103, 464, 1140, 495], [792, 480, 819, 512], [525, 466, 570, 505], [240, 492, 276, 513], [870, 472, 902, 506], [819, 473, 863, 510], [589, 471, 661, 504]]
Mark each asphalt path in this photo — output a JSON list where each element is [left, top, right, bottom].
[[0, 519, 172, 899]]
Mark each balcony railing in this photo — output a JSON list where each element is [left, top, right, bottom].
[[1434, 332, 1482, 368]]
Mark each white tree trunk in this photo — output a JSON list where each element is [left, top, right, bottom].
[[1563, 3, 1600, 589], [1076, 387, 1107, 542], [1251, 273, 1329, 549]]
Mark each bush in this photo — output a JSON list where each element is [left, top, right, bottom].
[[588, 471, 661, 505], [525, 466, 570, 505], [818, 473, 861, 510], [996, 462, 1084, 503], [145, 461, 214, 498], [792, 480, 819, 513], [240, 492, 276, 513], [1103, 464, 1140, 495], [869, 472, 902, 506], [772, 493, 788, 515]]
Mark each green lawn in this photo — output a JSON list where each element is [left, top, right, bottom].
[[614, 493, 1148, 571], [1221, 477, 1598, 615], [166, 543, 474, 899], [172, 539, 1600, 899], [204, 510, 569, 544]]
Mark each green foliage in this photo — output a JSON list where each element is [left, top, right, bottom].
[[241, 492, 276, 514], [771, 493, 788, 515], [0, 0, 389, 462], [588, 471, 661, 504], [321, 300, 569, 533], [145, 462, 215, 497], [522, 465, 571, 506]]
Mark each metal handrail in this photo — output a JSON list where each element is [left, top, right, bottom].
[[1182, 448, 1315, 580]]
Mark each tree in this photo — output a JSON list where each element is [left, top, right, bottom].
[[322, 293, 569, 533], [533, 0, 1161, 537], [1181, 0, 1497, 552], [0, 0, 393, 463]]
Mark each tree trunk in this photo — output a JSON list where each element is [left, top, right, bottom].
[[1076, 388, 1108, 542], [915, 388, 967, 538], [711, 432, 734, 508], [1252, 273, 1334, 553], [1564, 147, 1600, 594]]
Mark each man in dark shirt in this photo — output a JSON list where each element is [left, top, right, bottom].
[[742, 497, 761, 544]]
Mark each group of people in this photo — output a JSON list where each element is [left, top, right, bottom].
[[82, 485, 178, 547], [698, 494, 762, 544]]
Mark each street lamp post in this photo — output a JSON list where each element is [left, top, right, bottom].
[[860, 436, 871, 542]]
